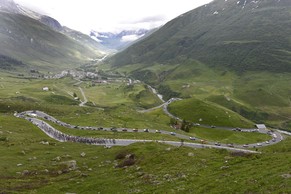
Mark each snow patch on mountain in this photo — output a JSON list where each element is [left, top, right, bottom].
[[90, 29, 149, 50]]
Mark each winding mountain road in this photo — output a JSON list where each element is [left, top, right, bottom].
[[143, 97, 284, 143], [14, 110, 284, 153]]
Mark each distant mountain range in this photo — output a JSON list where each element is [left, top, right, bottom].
[[0, 0, 106, 71], [110, 0, 291, 73], [90, 29, 154, 51]]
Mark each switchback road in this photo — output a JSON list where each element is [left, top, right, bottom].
[[14, 110, 285, 153]]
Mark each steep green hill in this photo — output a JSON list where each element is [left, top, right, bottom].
[[0, 11, 104, 71], [110, 0, 291, 73], [106, 0, 291, 129], [168, 97, 254, 128]]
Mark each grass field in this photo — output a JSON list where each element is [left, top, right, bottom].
[[1, 71, 291, 193], [168, 97, 254, 128], [1, 113, 291, 193], [82, 82, 161, 108], [109, 60, 291, 130], [189, 127, 270, 144]]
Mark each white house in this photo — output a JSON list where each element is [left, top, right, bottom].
[[255, 124, 267, 130], [42, 87, 49, 91]]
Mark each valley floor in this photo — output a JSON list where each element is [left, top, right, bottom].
[[0, 71, 291, 193]]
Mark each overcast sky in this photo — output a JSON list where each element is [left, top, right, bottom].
[[14, 0, 213, 33]]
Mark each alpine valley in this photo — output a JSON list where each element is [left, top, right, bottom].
[[0, 0, 106, 71], [1, 0, 291, 193]]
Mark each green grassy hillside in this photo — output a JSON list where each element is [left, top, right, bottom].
[[0, 67, 290, 193], [105, 0, 291, 129], [0, 12, 104, 72], [168, 97, 254, 128], [189, 127, 269, 144], [110, 0, 291, 73], [1, 113, 291, 193], [0, 74, 166, 129], [105, 59, 291, 130]]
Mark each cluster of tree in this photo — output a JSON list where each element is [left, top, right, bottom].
[[170, 118, 191, 132], [181, 119, 191, 132], [0, 55, 27, 70], [157, 85, 180, 101], [132, 70, 157, 85]]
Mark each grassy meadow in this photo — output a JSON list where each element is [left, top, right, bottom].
[[168, 97, 254, 128], [1, 71, 291, 193], [108, 60, 291, 130], [189, 127, 270, 144], [1, 114, 291, 193], [1, 0, 291, 191]]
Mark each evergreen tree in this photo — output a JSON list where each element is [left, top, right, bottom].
[[181, 119, 190, 132]]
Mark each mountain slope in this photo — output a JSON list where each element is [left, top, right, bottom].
[[110, 0, 291, 73], [0, 0, 105, 71], [106, 0, 291, 129]]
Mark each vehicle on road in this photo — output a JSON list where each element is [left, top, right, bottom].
[[227, 143, 234, 147], [110, 127, 117, 132], [214, 142, 221, 146], [189, 137, 196, 140], [133, 129, 138, 132], [236, 127, 241, 131], [144, 128, 149, 132], [122, 128, 127, 132], [155, 130, 161, 133], [170, 132, 176, 136], [243, 144, 249, 148], [257, 143, 262, 146]]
